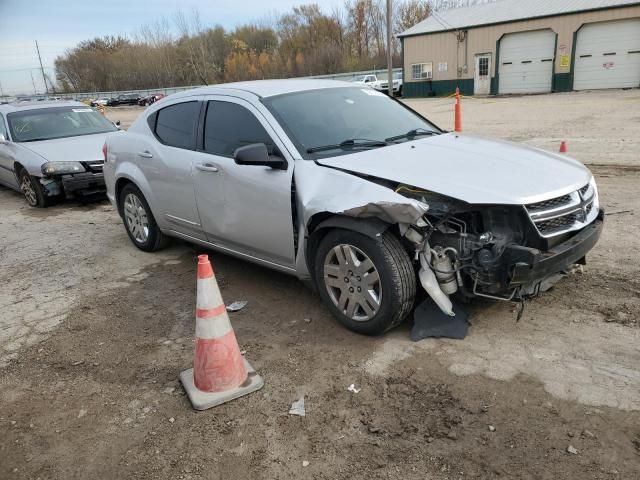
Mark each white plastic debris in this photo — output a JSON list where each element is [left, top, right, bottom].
[[226, 301, 248, 312], [488, 425, 496, 432], [347, 384, 361, 394], [302, 461, 310, 467], [567, 445, 578, 455], [289, 396, 306, 417]]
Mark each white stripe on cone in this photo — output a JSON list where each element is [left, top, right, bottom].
[[195, 277, 233, 340]]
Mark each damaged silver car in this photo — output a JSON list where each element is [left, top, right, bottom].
[[0, 101, 118, 207], [103, 80, 603, 335]]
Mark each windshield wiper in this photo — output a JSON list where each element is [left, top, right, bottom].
[[385, 128, 440, 143], [306, 138, 389, 154]]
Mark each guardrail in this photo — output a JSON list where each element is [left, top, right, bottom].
[[1, 67, 402, 104]]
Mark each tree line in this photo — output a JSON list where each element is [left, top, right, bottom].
[[54, 0, 490, 93]]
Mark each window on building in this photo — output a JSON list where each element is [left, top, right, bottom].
[[154, 101, 200, 149], [478, 57, 489, 77], [411, 63, 433, 80], [203, 101, 273, 157]]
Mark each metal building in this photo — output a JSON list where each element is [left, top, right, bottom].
[[399, 0, 640, 96]]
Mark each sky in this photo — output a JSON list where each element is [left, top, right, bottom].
[[0, 0, 343, 96]]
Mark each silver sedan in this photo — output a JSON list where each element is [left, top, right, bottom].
[[0, 101, 118, 207], [104, 80, 602, 335]]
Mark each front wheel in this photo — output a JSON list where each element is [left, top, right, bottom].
[[18, 169, 57, 208], [119, 183, 168, 252], [313, 229, 416, 335]]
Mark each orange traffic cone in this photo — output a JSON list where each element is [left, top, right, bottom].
[[180, 254, 264, 410], [454, 87, 462, 133], [559, 141, 568, 153]]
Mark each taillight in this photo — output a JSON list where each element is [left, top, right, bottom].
[[102, 143, 107, 161]]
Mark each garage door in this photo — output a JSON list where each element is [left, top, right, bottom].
[[574, 19, 640, 90], [499, 29, 555, 94]]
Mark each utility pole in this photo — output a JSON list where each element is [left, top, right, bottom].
[[386, 0, 393, 97], [35, 40, 48, 94], [0, 79, 4, 98], [30, 70, 37, 95]]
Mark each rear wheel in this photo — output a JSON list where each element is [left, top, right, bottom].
[[314, 229, 416, 335], [119, 183, 168, 252]]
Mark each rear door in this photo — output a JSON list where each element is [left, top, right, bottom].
[[192, 96, 296, 268], [137, 98, 206, 240]]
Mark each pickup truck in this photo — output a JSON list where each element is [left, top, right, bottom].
[[351, 73, 403, 96]]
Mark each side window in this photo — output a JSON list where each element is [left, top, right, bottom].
[[154, 101, 200, 150], [203, 101, 272, 157]]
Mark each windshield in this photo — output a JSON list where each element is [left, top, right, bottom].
[[351, 75, 366, 82], [8, 106, 117, 142], [263, 86, 440, 159]]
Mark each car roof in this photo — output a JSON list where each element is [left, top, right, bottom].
[[0, 100, 88, 114], [171, 79, 358, 100]]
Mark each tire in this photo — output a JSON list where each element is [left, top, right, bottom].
[[119, 183, 169, 252], [313, 229, 416, 335], [18, 168, 56, 208]]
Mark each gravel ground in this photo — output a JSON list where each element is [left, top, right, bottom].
[[1, 90, 639, 479]]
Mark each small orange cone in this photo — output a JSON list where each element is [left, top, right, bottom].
[[180, 254, 263, 410], [559, 141, 568, 153], [454, 87, 462, 133]]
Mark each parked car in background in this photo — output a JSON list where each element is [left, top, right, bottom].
[[138, 93, 166, 106], [350, 73, 403, 96], [108, 93, 141, 106], [104, 79, 603, 336], [90, 97, 111, 107], [373, 72, 403, 96], [350, 74, 378, 86], [0, 101, 119, 207]]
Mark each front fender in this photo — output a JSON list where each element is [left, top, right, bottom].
[[293, 160, 428, 281]]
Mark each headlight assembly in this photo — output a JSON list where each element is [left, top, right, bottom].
[[41, 161, 86, 175]]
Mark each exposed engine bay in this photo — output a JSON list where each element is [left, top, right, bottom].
[[394, 183, 603, 317]]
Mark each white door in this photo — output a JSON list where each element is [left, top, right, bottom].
[[499, 29, 555, 94], [574, 19, 640, 90], [474, 54, 491, 95]]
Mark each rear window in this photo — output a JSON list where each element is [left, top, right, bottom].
[[154, 101, 200, 150]]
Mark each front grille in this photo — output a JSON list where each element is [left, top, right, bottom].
[[579, 184, 589, 197], [525, 183, 596, 237], [535, 212, 580, 236], [527, 194, 572, 212], [83, 160, 104, 173]]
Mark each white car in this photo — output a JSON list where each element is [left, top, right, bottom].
[[104, 79, 602, 335], [351, 74, 403, 96], [90, 98, 110, 107]]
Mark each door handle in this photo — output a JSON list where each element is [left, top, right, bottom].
[[196, 163, 219, 173], [138, 151, 153, 158]]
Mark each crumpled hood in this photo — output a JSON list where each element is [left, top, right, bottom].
[[19, 133, 108, 164], [315, 133, 592, 205]]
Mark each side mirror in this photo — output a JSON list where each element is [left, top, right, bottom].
[[0, 134, 7, 144], [114, 120, 121, 129], [233, 143, 287, 170]]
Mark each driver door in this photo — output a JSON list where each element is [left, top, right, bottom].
[[192, 97, 296, 269]]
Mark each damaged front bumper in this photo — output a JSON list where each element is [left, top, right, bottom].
[[42, 172, 106, 198], [507, 210, 604, 287]]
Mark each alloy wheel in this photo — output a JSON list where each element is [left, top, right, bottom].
[[20, 175, 37, 206], [123, 193, 149, 244], [323, 244, 382, 321]]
